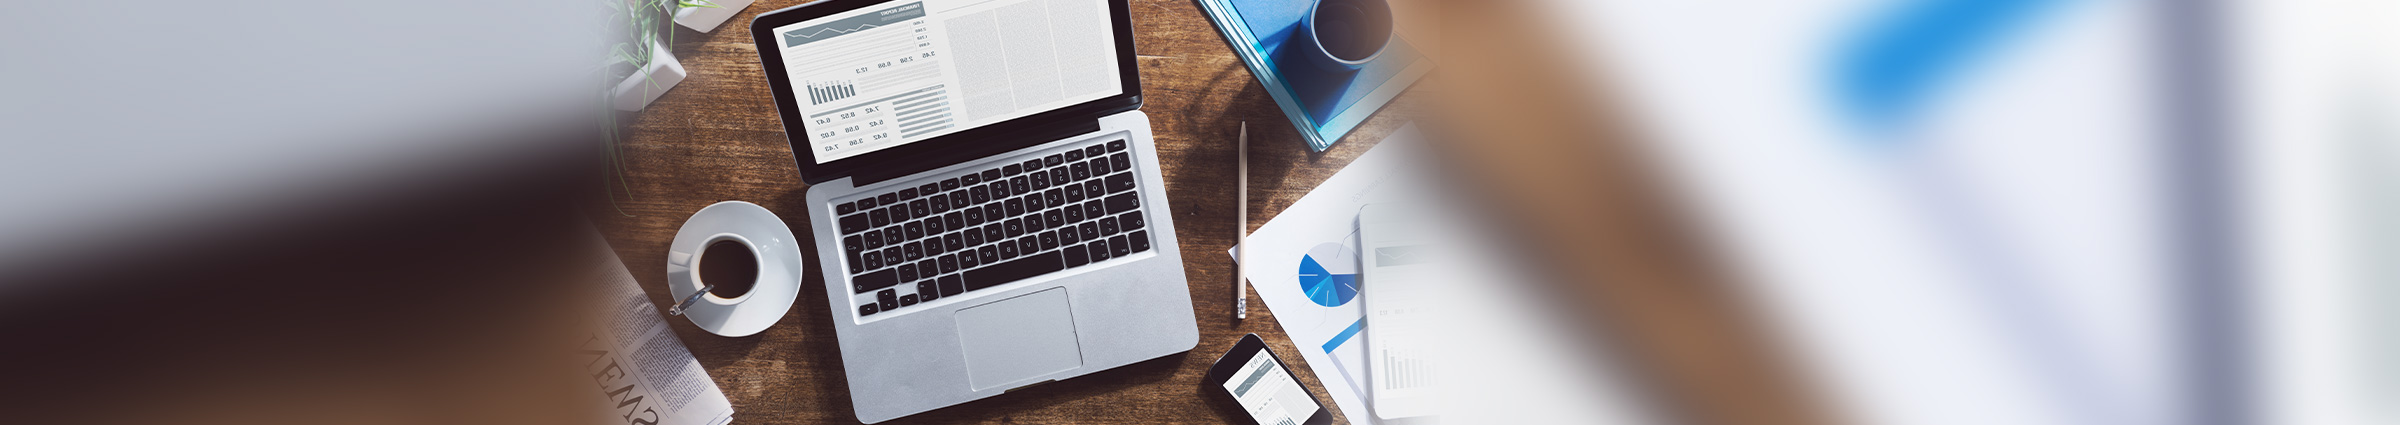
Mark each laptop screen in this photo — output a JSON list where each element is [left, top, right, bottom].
[[770, 0, 1125, 164]]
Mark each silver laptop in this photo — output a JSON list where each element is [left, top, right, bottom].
[[750, 0, 1196, 422]]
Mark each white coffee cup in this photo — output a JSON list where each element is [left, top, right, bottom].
[[669, 232, 760, 306]]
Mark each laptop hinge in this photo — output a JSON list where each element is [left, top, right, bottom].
[[850, 120, 1103, 186]]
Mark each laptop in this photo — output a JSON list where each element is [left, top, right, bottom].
[[750, 0, 1197, 422]]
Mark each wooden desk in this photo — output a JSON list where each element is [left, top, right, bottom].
[[597, 1, 1423, 423]]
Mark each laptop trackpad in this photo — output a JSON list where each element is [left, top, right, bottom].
[[956, 287, 1083, 391]]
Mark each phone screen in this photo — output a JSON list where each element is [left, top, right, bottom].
[[1219, 349, 1322, 425]]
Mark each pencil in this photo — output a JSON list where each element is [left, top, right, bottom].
[[1235, 122, 1249, 320]]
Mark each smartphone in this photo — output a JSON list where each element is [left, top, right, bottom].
[[1205, 334, 1334, 425]]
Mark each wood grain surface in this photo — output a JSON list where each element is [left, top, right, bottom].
[[596, 1, 1426, 423]]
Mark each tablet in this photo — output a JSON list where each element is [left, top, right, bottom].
[[1205, 334, 1334, 425]]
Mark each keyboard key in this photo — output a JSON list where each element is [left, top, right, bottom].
[[910, 199, 928, 218], [1084, 179, 1105, 198], [1066, 148, 1085, 161], [1100, 217, 1119, 235], [1118, 211, 1145, 231], [1062, 242, 1089, 267], [929, 194, 950, 213], [1104, 172, 1136, 194], [940, 253, 959, 273], [946, 211, 965, 229], [1071, 162, 1091, 181], [1023, 159, 1043, 171], [983, 224, 1004, 242], [981, 204, 1002, 223], [1024, 215, 1045, 232], [989, 181, 1010, 198], [919, 183, 939, 195], [942, 178, 961, 191], [1083, 201, 1104, 221], [1005, 218, 1024, 237], [904, 243, 923, 261], [857, 197, 879, 210], [1088, 157, 1110, 175], [861, 303, 879, 316], [843, 235, 863, 269], [1110, 235, 1131, 257], [978, 245, 999, 264], [962, 173, 982, 185], [1045, 154, 1064, 167], [1017, 236, 1039, 254], [1109, 152, 1130, 171], [864, 231, 884, 249], [882, 246, 899, 264], [999, 240, 1019, 259], [1045, 188, 1065, 208], [899, 188, 918, 200], [858, 270, 898, 293], [922, 238, 944, 255], [944, 233, 963, 252], [1049, 168, 1069, 186], [1065, 204, 1085, 223], [1005, 197, 1025, 217], [1061, 226, 1081, 245], [897, 263, 918, 282], [1087, 240, 1111, 262], [1108, 139, 1127, 151], [870, 208, 891, 228], [888, 204, 910, 222], [903, 221, 922, 240], [1128, 231, 1150, 252], [959, 250, 980, 268], [884, 228, 904, 246], [938, 274, 965, 296], [981, 169, 1002, 180], [965, 228, 985, 246], [1010, 176, 1030, 194], [879, 193, 897, 205], [1044, 209, 1064, 229], [1105, 193, 1139, 214], [1021, 194, 1043, 212], [840, 213, 870, 234], [1004, 163, 1022, 175], [918, 259, 937, 280], [864, 268, 902, 291], [971, 186, 991, 204], [924, 217, 944, 234], [918, 281, 938, 302], [1030, 171, 1050, 190], [900, 293, 918, 307], [838, 202, 856, 215], [1040, 230, 1059, 250], [965, 250, 1063, 292], [863, 251, 885, 270], [1078, 222, 1099, 241], [1085, 145, 1106, 157]]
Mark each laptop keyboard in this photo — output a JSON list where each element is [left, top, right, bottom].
[[835, 138, 1152, 317]]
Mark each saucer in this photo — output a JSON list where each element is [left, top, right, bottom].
[[668, 201, 802, 337]]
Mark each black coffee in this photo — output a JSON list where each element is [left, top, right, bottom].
[[1314, 0, 1391, 62], [698, 239, 758, 299]]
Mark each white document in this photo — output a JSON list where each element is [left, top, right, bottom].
[[1544, 1, 2183, 425], [581, 239, 736, 425], [1232, 126, 1648, 424]]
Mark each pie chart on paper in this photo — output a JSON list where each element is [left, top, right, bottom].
[[1297, 242, 1360, 307]]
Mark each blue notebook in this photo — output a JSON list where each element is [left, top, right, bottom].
[[1195, 0, 1431, 151]]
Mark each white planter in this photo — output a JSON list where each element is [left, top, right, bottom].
[[674, 0, 753, 33], [612, 41, 687, 111]]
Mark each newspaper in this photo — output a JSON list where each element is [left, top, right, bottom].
[[578, 240, 735, 425]]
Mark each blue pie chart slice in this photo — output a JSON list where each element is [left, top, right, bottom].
[[1297, 242, 1359, 307]]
